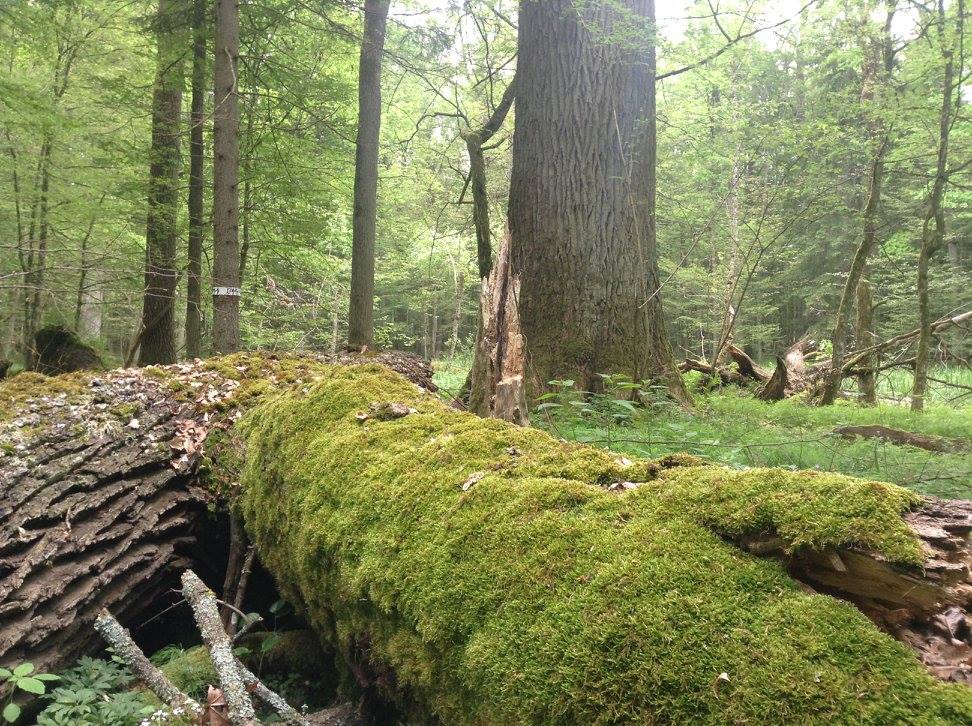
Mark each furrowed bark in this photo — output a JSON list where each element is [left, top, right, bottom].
[[0, 373, 208, 676], [139, 0, 187, 366], [508, 0, 689, 404], [0, 352, 434, 678]]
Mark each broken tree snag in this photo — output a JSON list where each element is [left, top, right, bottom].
[[725, 343, 770, 383], [757, 355, 789, 401], [94, 610, 202, 716], [469, 230, 529, 425], [240, 366, 972, 723], [758, 338, 817, 400], [833, 425, 965, 453]]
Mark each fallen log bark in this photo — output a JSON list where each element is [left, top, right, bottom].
[[240, 366, 972, 722], [0, 351, 435, 677], [1, 355, 970, 722], [834, 425, 966, 453]]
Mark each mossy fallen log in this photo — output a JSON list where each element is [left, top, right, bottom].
[[240, 365, 972, 724]]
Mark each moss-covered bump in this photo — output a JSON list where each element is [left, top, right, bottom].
[[239, 365, 971, 724], [0, 370, 93, 421]]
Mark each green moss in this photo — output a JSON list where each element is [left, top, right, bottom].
[[239, 366, 971, 724], [158, 646, 217, 699], [0, 370, 92, 420], [650, 466, 923, 564]]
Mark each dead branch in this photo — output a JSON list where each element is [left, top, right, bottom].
[[94, 610, 202, 717], [182, 570, 260, 726]]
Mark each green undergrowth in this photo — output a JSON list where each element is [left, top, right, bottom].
[[239, 365, 970, 724], [536, 387, 972, 500]]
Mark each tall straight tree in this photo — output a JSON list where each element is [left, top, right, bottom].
[[138, 0, 188, 365], [211, 0, 241, 354], [185, 0, 206, 359], [347, 0, 390, 349], [506, 0, 689, 403], [819, 1, 896, 404]]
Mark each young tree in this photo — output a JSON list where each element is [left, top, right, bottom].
[[504, 0, 689, 402], [819, 1, 896, 404], [911, 0, 961, 411], [211, 0, 241, 354], [347, 0, 390, 350], [185, 0, 206, 359], [138, 0, 188, 365]]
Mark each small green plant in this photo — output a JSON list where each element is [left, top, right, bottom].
[[35, 655, 156, 726], [1, 662, 59, 723]]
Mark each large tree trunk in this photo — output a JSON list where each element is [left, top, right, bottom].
[[912, 1, 959, 412], [347, 0, 390, 350], [139, 0, 187, 366], [820, 1, 895, 405], [507, 0, 689, 404], [211, 0, 242, 354], [185, 0, 206, 360]]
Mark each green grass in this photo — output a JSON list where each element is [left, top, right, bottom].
[[432, 359, 972, 500]]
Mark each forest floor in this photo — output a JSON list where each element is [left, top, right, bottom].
[[434, 358, 972, 500]]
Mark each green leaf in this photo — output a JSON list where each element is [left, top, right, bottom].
[[2, 702, 21, 723], [0, 668, 11, 679], [17, 676, 46, 694], [34, 674, 60, 681], [12, 663, 33, 677]]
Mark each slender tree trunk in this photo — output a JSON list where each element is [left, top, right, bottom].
[[211, 0, 241, 354], [820, 2, 895, 405], [21, 138, 51, 368], [463, 80, 515, 280], [347, 0, 390, 349], [714, 154, 743, 365], [449, 254, 464, 358], [138, 0, 187, 366], [331, 287, 341, 354], [504, 0, 688, 403], [912, 0, 959, 412], [855, 278, 877, 405], [185, 0, 206, 359]]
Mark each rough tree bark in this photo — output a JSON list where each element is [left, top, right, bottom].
[[912, 0, 960, 412], [820, 1, 896, 405], [185, 0, 206, 360], [347, 0, 390, 350], [505, 0, 689, 404], [212, 0, 242, 354], [139, 0, 188, 366], [855, 278, 877, 404]]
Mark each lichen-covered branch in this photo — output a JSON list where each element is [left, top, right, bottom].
[[236, 659, 307, 724], [94, 610, 201, 716], [181, 570, 259, 726]]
